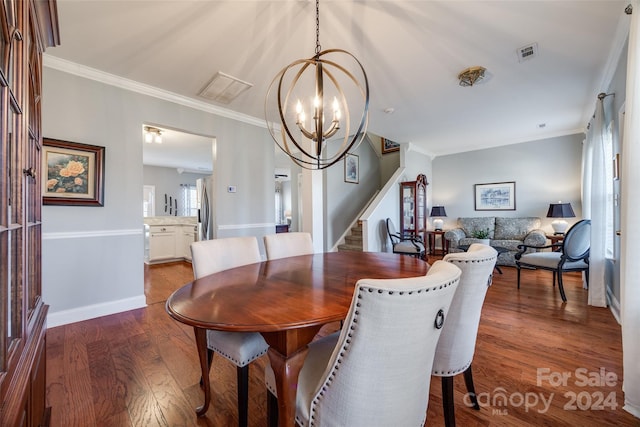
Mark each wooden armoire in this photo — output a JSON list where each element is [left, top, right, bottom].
[[0, 1, 59, 426]]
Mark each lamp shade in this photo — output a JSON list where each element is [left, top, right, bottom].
[[546, 203, 575, 218], [547, 202, 575, 235], [430, 206, 446, 231], [430, 206, 447, 217]]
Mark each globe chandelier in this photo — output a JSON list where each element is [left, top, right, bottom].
[[265, 0, 370, 170]]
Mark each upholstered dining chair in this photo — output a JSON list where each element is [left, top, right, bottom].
[[515, 219, 591, 302], [432, 243, 498, 427], [263, 232, 314, 260], [265, 260, 462, 427], [190, 237, 269, 427], [386, 218, 426, 259]]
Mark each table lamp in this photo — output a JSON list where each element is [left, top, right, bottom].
[[546, 202, 575, 235], [430, 206, 447, 231]]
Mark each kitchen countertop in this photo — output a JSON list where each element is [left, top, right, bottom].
[[145, 216, 197, 226]]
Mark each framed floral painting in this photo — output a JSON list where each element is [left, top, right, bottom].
[[42, 138, 105, 206]]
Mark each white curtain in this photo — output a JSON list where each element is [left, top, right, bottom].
[[621, 0, 640, 418], [582, 101, 607, 307]]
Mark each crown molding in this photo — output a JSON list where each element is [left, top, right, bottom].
[[43, 54, 268, 129]]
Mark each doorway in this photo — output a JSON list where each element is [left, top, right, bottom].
[[142, 125, 215, 303]]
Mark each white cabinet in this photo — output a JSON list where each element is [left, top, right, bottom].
[[179, 225, 197, 261], [148, 224, 197, 263], [149, 226, 177, 261]]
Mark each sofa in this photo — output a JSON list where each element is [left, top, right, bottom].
[[444, 217, 546, 266]]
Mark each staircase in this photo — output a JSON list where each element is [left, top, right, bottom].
[[337, 222, 363, 252]]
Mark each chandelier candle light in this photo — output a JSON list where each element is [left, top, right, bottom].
[[265, 0, 369, 170]]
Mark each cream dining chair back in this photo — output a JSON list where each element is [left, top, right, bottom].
[[190, 236, 269, 427], [432, 243, 498, 427], [263, 232, 314, 260], [265, 260, 462, 426]]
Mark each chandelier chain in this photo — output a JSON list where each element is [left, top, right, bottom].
[[315, 0, 321, 55]]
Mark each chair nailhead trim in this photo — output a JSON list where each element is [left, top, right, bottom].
[[208, 346, 268, 366], [433, 361, 472, 376], [306, 281, 460, 425]]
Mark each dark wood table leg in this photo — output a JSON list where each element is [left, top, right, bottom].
[[262, 326, 322, 427], [267, 346, 309, 427], [193, 327, 211, 416]]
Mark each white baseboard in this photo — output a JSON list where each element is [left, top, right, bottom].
[[47, 295, 147, 328], [623, 401, 640, 419], [606, 287, 621, 325]]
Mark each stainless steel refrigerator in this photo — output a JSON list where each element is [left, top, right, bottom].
[[196, 176, 214, 241]]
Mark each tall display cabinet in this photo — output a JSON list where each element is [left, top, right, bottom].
[[0, 1, 59, 426], [399, 174, 428, 242]]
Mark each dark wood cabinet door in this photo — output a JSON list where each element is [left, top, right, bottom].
[[0, 1, 58, 426], [399, 174, 428, 241]]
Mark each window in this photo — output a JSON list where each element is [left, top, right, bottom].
[[603, 121, 614, 258], [180, 184, 198, 217], [143, 185, 155, 217]]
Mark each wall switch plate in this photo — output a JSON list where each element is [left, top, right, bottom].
[[228, 185, 237, 193]]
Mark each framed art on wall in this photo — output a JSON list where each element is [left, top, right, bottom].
[[474, 181, 515, 211], [381, 137, 400, 154], [344, 153, 359, 184], [43, 138, 105, 206]]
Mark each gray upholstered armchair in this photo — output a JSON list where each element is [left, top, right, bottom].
[[386, 218, 426, 259], [515, 219, 590, 302]]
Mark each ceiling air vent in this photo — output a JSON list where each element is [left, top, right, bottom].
[[199, 72, 253, 104], [517, 43, 538, 63]]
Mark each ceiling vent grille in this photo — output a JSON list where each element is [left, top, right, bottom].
[[199, 72, 253, 104], [517, 43, 538, 62]]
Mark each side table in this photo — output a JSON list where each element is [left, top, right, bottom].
[[546, 234, 564, 251], [426, 230, 449, 256]]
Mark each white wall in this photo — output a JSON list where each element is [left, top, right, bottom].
[[432, 134, 584, 234], [42, 67, 275, 326], [325, 135, 380, 249], [361, 143, 433, 253]]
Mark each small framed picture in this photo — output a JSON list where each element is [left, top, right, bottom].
[[474, 181, 515, 211], [381, 137, 400, 154], [43, 138, 105, 206], [344, 153, 359, 184]]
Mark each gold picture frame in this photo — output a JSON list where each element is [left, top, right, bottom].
[[381, 137, 400, 154], [43, 138, 105, 206]]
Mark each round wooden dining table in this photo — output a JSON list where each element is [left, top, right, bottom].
[[166, 251, 429, 427]]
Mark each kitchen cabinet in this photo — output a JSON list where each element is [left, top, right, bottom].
[[149, 226, 177, 261], [180, 225, 197, 261], [147, 224, 197, 263]]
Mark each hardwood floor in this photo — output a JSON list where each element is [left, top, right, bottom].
[[45, 259, 638, 426]]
